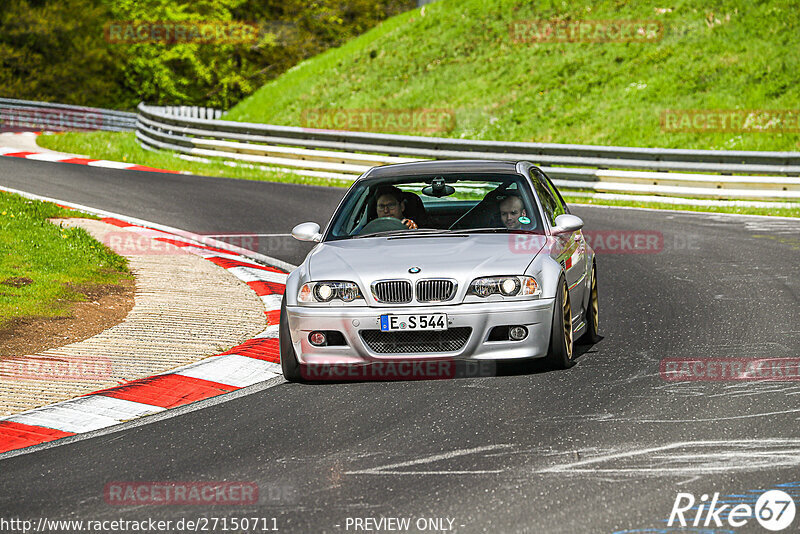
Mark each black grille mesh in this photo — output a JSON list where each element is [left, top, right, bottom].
[[416, 279, 455, 302], [373, 281, 413, 303], [360, 328, 471, 354]]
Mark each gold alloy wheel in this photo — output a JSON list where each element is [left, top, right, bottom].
[[563, 282, 573, 359], [591, 268, 599, 333]]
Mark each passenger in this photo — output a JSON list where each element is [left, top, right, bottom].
[[374, 185, 418, 229], [498, 195, 528, 230]]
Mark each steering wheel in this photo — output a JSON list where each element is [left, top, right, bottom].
[[359, 217, 407, 235]]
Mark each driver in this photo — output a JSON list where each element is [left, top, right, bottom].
[[498, 195, 528, 230], [374, 185, 418, 229]]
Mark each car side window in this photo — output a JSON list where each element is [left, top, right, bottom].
[[531, 179, 558, 226], [331, 185, 370, 236], [540, 173, 569, 217]]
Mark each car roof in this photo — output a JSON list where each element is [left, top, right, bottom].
[[360, 160, 522, 181]]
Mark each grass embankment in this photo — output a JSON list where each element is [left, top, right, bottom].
[[227, 0, 800, 151], [0, 191, 130, 327]]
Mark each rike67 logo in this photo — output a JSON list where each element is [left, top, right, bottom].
[[668, 489, 796, 531]]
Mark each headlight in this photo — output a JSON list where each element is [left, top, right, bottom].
[[500, 278, 520, 296], [468, 276, 539, 298], [298, 281, 364, 304]]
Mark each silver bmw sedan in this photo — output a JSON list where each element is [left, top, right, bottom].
[[280, 160, 599, 381]]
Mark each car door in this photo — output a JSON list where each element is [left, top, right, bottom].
[[532, 175, 587, 315]]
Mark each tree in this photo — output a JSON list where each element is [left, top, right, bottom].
[[0, 0, 125, 108], [0, 0, 415, 109]]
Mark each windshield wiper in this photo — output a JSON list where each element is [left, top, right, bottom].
[[351, 228, 446, 239], [351, 227, 524, 239], [447, 228, 510, 234], [388, 231, 469, 240], [452, 228, 543, 234]]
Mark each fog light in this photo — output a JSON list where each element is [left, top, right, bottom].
[[309, 331, 327, 346], [509, 326, 527, 341]]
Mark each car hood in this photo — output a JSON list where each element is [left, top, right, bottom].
[[307, 234, 546, 284]]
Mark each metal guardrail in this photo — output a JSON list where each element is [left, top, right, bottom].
[[136, 103, 800, 201], [0, 98, 137, 132]]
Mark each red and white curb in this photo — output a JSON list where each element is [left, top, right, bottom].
[[0, 138, 183, 174], [0, 197, 289, 455]]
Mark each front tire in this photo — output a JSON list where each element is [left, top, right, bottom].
[[546, 277, 574, 369], [579, 263, 600, 344], [279, 295, 303, 382]]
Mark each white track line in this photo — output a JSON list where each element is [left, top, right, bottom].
[[254, 325, 280, 339], [227, 266, 289, 284], [345, 444, 513, 475], [6, 396, 166, 433], [175, 354, 280, 388], [260, 294, 283, 310]]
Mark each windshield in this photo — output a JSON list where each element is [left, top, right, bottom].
[[325, 173, 544, 241]]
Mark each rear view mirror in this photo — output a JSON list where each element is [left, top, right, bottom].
[[422, 176, 455, 198]]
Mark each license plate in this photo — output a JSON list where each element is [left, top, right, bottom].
[[380, 314, 448, 331]]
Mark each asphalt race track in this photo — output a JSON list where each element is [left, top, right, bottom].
[[2, 158, 800, 533]]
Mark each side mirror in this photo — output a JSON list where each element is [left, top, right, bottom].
[[291, 222, 322, 242], [551, 214, 584, 235]]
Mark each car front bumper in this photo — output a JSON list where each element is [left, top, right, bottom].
[[286, 298, 555, 365]]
